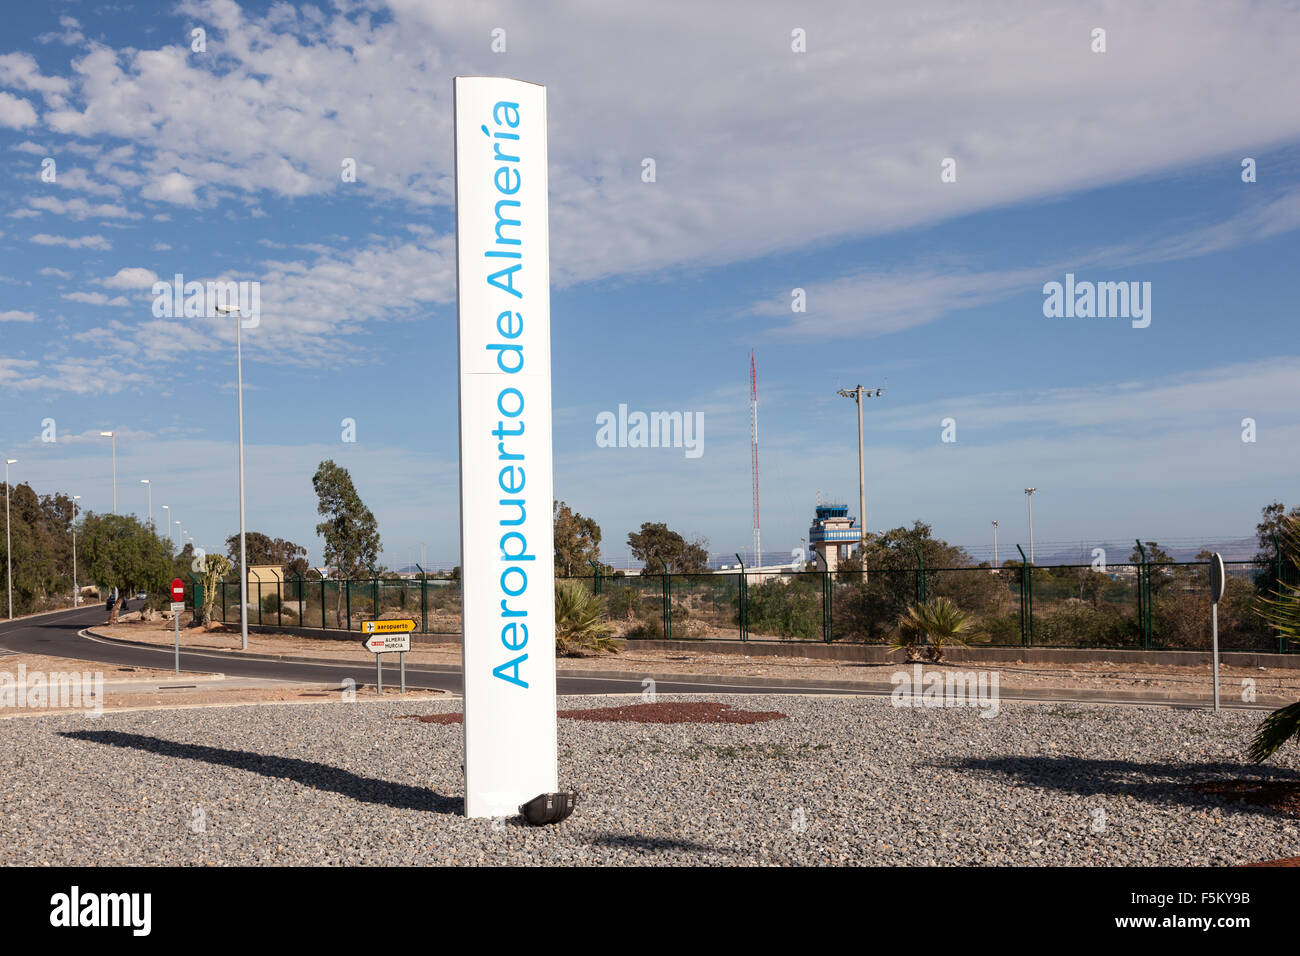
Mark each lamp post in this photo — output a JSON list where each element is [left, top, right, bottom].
[[992, 520, 999, 565], [176, 520, 183, 551], [216, 304, 250, 651], [836, 384, 885, 569], [141, 479, 151, 526], [72, 495, 80, 607], [100, 431, 116, 514], [5, 458, 15, 620], [1024, 488, 1037, 563], [161, 505, 171, 547]]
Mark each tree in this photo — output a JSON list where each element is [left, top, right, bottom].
[[627, 522, 708, 574], [892, 597, 981, 662], [79, 513, 172, 622], [225, 531, 308, 578], [194, 553, 233, 627], [312, 460, 381, 626], [1254, 501, 1300, 593], [554, 580, 618, 655], [0, 482, 78, 614], [1249, 512, 1300, 762], [1129, 540, 1175, 600], [553, 501, 603, 577]]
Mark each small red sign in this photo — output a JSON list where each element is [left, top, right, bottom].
[[171, 578, 185, 602]]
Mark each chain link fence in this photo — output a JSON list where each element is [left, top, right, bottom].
[[189, 554, 1297, 653]]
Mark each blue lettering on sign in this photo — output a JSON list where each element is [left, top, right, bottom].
[[483, 100, 534, 689]]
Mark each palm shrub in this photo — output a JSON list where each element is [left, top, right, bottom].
[[554, 579, 619, 656], [1249, 514, 1300, 762], [892, 596, 980, 663]]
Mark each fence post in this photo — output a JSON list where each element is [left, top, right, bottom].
[[914, 547, 926, 604], [221, 576, 227, 623], [319, 573, 326, 630], [345, 575, 352, 631], [277, 574, 283, 628], [657, 557, 671, 641], [1135, 540, 1149, 649], [248, 569, 262, 626], [416, 563, 428, 634], [734, 553, 748, 642], [367, 564, 379, 621], [588, 558, 601, 595], [815, 550, 832, 643], [1017, 545, 1031, 646]]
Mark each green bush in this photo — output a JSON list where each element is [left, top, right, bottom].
[[1032, 601, 1134, 646], [744, 577, 821, 640]]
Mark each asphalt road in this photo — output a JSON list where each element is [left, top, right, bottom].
[[0, 605, 885, 698], [0, 605, 1270, 709]]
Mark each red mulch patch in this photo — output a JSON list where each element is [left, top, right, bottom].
[[1241, 856, 1300, 867], [1190, 780, 1300, 818], [563, 701, 786, 723], [395, 702, 786, 725]]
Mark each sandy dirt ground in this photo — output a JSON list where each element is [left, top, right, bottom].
[[88, 616, 1300, 701]]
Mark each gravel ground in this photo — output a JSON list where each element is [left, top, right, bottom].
[[2, 694, 1298, 866]]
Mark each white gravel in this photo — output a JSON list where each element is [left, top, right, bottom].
[[2, 695, 1298, 865]]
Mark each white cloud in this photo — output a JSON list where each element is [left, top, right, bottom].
[[0, 91, 38, 129], [101, 267, 159, 289], [20, 0, 1294, 289], [11, 140, 46, 155], [39, 267, 73, 279], [0, 309, 37, 322], [29, 232, 111, 250], [748, 187, 1300, 340], [140, 170, 200, 206], [0, 52, 72, 99], [24, 195, 140, 220], [61, 291, 131, 306]]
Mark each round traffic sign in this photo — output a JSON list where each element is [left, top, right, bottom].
[[171, 577, 185, 602]]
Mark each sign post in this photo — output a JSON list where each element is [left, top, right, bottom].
[[361, 620, 415, 696], [170, 578, 185, 676], [1210, 553, 1225, 712], [454, 76, 558, 818]]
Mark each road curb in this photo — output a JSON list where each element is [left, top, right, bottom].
[[79, 628, 1290, 710]]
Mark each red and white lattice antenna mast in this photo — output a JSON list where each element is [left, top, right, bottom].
[[750, 350, 760, 567]]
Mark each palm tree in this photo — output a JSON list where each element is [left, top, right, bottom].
[[892, 596, 979, 663], [554, 580, 619, 656], [1249, 514, 1300, 762]]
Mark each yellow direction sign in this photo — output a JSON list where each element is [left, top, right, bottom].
[[361, 619, 416, 635]]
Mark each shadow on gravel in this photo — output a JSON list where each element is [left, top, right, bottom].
[[945, 755, 1300, 817], [583, 831, 737, 856], [61, 730, 463, 814]]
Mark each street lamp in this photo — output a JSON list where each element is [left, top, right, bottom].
[[161, 505, 171, 547], [215, 303, 250, 651], [176, 520, 183, 548], [836, 384, 885, 568], [100, 431, 116, 514], [992, 520, 999, 566], [5, 458, 15, 620], [1024, 488, 1037, 563], [141, 479, 151, 526], [72, 495, 80, 607]]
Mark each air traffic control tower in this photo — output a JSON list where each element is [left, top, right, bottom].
[[809, 503, 860, 572]]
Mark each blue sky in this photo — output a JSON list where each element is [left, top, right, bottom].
[[1, 0, 1298, 570]]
